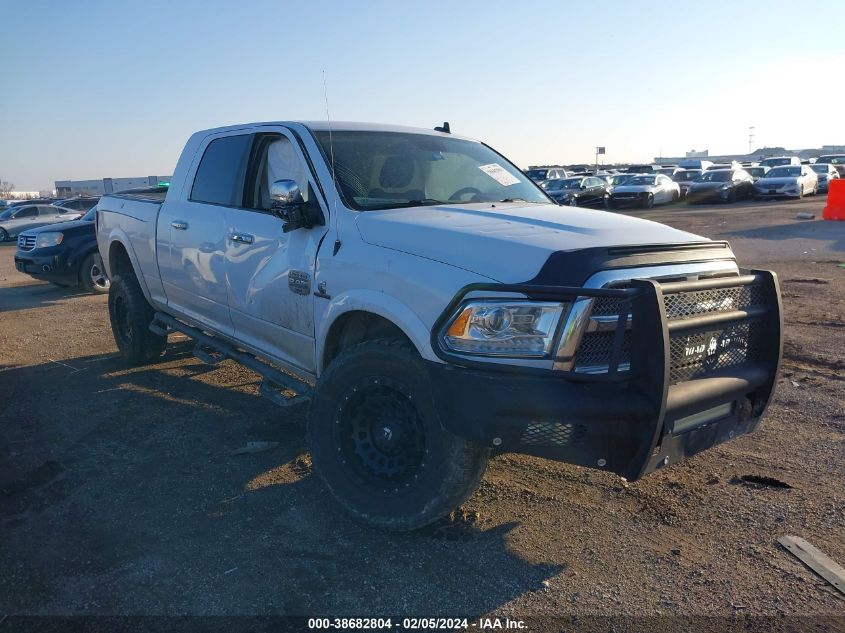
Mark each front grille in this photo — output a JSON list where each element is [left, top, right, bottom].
[[18, 235, 36, 251], [520, 421, 586, 448], [575, 330, 632, 369], [669, 319, 764, 383], [663, 285, 765, 320], [573, 274, 767, 384]]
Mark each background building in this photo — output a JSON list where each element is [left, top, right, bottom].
[[55, 175, 172, 197], [655, 145, 845, 165]]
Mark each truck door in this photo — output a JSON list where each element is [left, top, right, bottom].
[[156, 132, 251, 336], [224, 130, 329, 372]]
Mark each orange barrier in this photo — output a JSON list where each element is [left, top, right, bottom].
[[823, 179, 845, 220]]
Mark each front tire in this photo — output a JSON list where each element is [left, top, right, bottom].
[[80, 252, 110, 294], [0, 228, 8, 242], [308, 339, 489, 531], [108, 271, 167, 364], [642, 193, 654, 209]]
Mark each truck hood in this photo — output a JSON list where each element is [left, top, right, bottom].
[[355, 202, 705, 282]]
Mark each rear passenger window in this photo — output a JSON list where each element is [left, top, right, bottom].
[[190, 134, 251, 206]]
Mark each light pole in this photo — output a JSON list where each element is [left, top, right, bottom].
[[595, 146, 605, 175]]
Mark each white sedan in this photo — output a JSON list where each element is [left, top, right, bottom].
[[608, 174, 680, 209], [754, 165, 818, 199]]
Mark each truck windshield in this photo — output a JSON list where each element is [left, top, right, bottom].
[[313, 130, 549, 211]]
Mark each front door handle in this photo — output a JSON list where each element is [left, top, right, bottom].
[[171, 221, 188, 230], [229, 233, 254, 245]]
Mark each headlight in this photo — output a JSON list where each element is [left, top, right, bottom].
[[35, 232, 64, 248], [442, 300, 567, 357]]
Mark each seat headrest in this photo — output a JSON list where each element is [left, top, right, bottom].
[[379, 155, 414, 189]]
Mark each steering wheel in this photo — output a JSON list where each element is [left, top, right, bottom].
[[448, 186, 483, 201]]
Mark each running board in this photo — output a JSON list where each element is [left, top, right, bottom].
[[150, 312, 313, 407]]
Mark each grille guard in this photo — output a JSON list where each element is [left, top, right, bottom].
[[431, 269, 783, 480]]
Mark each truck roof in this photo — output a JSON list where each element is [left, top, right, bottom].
[[192, 121, 471, 140]]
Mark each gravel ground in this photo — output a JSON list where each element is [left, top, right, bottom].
[[1, 196, 843, 630]]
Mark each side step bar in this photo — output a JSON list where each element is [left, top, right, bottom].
[[150, 312, 313, 407]]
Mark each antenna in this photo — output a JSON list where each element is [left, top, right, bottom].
[[322, 70, 341, 251]]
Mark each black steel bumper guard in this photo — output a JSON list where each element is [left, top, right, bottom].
[[427, 270, 783, 481]]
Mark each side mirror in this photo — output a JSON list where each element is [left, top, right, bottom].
[[269, 179, 309, 233], [270, 179, 304, 207]]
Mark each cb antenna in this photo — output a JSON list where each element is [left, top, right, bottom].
[[323, 70, 341, 251]]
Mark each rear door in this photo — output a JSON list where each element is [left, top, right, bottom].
[[157, 132, 251, 336], [223, 129, 329, 372]]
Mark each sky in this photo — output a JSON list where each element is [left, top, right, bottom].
[[2, 0, 844, 191]]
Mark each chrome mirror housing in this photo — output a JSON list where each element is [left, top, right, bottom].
[[269, 180, 304, 209]]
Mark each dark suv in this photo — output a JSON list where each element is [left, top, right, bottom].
[[14, 207, 109, 293]]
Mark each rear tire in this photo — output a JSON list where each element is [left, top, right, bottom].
[[80, 252, 110, 294], [308, 339, 489, 531], [0, 228, 8, 242], [108, 271, 167, 364]]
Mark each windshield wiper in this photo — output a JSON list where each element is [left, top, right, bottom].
[[364, 198, 448, 211]]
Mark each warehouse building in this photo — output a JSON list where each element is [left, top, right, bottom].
[[655, 145, 845, 165], [55, 175, 172, 197]]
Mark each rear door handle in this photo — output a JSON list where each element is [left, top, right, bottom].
[[229, 233, 254, 245], [171, 221, 188, 230]]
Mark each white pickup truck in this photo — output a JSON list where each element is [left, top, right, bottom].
[[96, 121, 783, 530]]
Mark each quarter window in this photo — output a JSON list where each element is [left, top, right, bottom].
[[190, 134, 251, 206]]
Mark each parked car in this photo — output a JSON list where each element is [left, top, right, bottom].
[[13, 207, 109, 293], [809, 163, 840, 193], [607, 174, 634, 188], [671, 169, 703, 198], [96, 120, 782, 530], [525, 167, 567, 182], [759, 156, 801, 168], [544, 176, 611, 207], [685, 169, 755, 204], [0, 204, 80, 241], [678, 159, 714, 170], [655, 166, 682, 177], [754, 165, 818, 199], [623, 164, 659, 174], [608, 174, 680, 208], [706, 161, 742, 171], [815, 154, 845, 177], [5, 198, 57, 207], [746, 166, 770, 182], [51, 196, 100, 213]]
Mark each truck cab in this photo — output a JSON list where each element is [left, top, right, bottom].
[[96, 121, 783, 530]]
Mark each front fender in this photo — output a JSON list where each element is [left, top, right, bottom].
[[315, 290, 437, 373]]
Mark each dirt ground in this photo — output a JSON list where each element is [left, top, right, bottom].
[[1, 196, 843, 628]]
